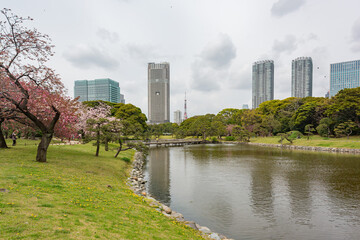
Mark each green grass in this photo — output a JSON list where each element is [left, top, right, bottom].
[[250, 135, 360, 149], [0, 139, 204, 239]]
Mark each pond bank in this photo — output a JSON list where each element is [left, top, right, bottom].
[[128, 151, 233, 240], [246, 142, 360, 154]]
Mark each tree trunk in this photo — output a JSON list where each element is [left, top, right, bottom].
[[0, 118, 8, 149], [95, 130, 100, 157], [105, 139, 109, 151], [114, 139, 123, 158], [36, 133, 53, 162]]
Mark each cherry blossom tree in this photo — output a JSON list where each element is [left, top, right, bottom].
[[78, 102, 112, 156], [0, 9, 78, 162]]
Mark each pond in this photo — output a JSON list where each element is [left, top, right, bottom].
[[144, 144, 360, 240]]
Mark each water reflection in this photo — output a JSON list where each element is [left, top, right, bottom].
[[145, 147, 171, 204], [249, 158, 275, 222], [145, 144, 360, 240], [286, 168, 312, 224]]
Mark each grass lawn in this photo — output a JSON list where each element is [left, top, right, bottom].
[[0, 139, 204, 239], [250, 135, 360, 149]]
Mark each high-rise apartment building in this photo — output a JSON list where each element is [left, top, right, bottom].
[[291, 57, 313, 98], [330, 60, 360, 97], [252, 60, 274, 109], [174, 110, 182, 124], [148, 62, 170, 124], [74, 78, 125, 103]]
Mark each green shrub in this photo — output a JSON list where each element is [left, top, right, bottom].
[[120, 157, 131, 163], [211, 137, 218, 143], [225, 136, 235, 141], [288, 131, 303, 140]]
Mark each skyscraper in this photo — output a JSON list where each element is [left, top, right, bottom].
[[291, 57, 313, 98], [252, 60, 274, 109], [174, 110, 182, 124], [330, 60, 360, 97], [74, 78, 125, 103], [148, 62, 170, 124]]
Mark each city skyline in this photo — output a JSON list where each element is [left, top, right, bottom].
[[5, 0, 360, 120]]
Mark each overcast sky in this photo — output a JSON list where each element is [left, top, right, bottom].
[[4, 0, 360, 120]]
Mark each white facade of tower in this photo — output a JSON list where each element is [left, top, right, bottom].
[[252, 60, 274, 109], [148, 62, 170, 124], [291, 57, 313, 98]]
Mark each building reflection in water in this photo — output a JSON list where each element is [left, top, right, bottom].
[[286, 165, 312, 224], [146, 147, 171, 205], [249, 158, 275, 222]]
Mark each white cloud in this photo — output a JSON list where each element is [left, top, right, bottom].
[[271, 0, 306, 17], [63, 44, 119, 70], [272, 34, 298, 55], [191, 34, 236, 92], [200, 34, 237, 69], [96, 28, 120, 42]]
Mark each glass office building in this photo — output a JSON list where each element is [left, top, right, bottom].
[[291, 57, 313, 98], [74, 78, 125, 103], [330, 60, 360, 97], [252, 60, 274, 109]]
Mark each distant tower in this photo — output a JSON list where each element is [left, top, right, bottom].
[[184, 92, 188, 120], [291, 57, 313, 98], [148, 62, 170, 124], [252, 60, 274, 109], [174, 110, 182, 124]]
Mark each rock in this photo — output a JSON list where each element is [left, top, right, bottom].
[[184, 221, 198, 230], [199, 226, 211, 234], [162, 211, 171, 217], [0, 188, 9, 193], [162, 205, 172, 214], [171, 212, 183, 219], [171, 212, 184, 221], [210, 233, 221, 240], [107, 185, 112, 188]]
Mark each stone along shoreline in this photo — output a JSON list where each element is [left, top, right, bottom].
[[247, 142, 360, 154]]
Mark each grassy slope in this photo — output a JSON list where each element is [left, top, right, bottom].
[[250, 135, 360, 149], [0, 139, 203, 240]]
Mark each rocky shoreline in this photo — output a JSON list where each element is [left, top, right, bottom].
[[246, 142, 360, 154], [127, 151, 233, 240]]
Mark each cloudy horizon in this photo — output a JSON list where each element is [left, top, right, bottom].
[[4, 0, 360, 121]]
